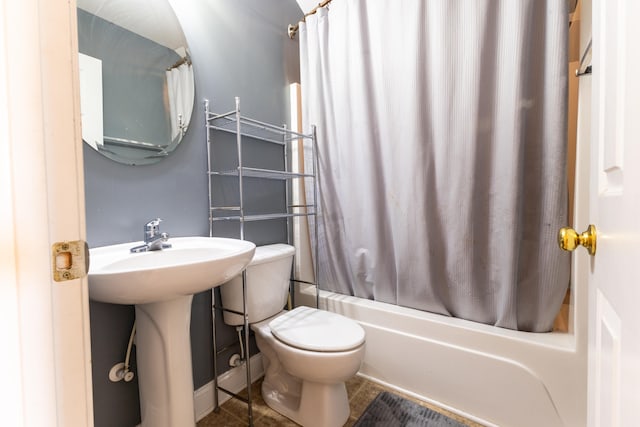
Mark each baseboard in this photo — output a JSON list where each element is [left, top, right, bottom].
[[194, 353, 264, 422]]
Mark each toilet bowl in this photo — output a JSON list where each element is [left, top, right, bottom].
[[220, 244, 366, 427]]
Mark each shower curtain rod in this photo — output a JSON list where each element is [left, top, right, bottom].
[[167, 56, 192, 71], [288, 0, 334, 39]]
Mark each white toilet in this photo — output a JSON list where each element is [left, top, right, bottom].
[[220, 244, 366, 427]]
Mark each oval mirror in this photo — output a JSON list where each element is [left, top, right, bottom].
[[77, 0, 194, 165]]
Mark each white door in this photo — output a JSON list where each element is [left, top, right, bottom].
[[587, 0, 640, 425], [0, 0, 93, 426]]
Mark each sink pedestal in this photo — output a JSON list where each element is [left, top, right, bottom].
[[135, 295, 196, 427]]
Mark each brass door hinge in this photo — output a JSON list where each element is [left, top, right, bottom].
[[52, 240, 89, 282]]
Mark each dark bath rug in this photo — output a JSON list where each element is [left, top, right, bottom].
[[353, 391, 468, 427]]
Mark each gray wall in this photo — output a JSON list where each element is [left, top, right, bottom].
[[83, 1, 301, 425]]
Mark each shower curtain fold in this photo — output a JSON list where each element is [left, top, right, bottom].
[[166, 62, 194, 142], [299, 0, 570, 332]]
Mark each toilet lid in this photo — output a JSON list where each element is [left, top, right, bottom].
[[269, 306, 365, 352]]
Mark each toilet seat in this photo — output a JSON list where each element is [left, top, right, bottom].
[[269, 306, 365, 352]]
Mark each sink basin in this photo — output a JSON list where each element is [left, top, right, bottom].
[[87, 236, 256, 427], [88, 236, 256, 305]]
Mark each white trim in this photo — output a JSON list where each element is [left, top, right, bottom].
[[2, 0, 59, 424], [0, 0, 93, 425], [194, 353, 264, 422], [0, 12, 25, 422], [289, 83, 315, 284]]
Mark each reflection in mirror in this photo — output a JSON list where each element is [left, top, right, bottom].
[[77, 0, 194, 165]]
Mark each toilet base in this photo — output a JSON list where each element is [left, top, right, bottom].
[[262, 378, 350, 427], [250, 308, 365, 427]]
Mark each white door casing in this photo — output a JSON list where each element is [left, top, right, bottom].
[[588, 0, 640, 426], [0, 0, 93, 426]]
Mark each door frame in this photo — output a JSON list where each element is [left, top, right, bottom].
[[0, 0, 93, 425]]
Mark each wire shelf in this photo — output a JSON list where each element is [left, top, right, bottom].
[[207, 112, 313, 145], [209, 167, 314, 180], [210, 212, 316, 222]]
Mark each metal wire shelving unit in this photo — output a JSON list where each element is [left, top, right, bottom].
[[204, 97, 319, 426]]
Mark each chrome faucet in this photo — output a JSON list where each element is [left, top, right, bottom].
[[130, 218, 172, 253]]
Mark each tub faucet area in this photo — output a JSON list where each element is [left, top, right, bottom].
[[130, 218, 172, 253]]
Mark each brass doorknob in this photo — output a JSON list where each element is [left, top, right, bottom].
[[558, 224, 597, 255]]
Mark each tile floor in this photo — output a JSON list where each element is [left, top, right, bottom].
[[197, 375, 484, 426]]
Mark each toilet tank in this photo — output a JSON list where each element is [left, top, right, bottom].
[[220, 243, 295, 325]]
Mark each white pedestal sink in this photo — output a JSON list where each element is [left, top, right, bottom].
[[88, 237, 255, 427]]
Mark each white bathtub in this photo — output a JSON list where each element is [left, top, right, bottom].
[[318, 289, 587, 427]]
